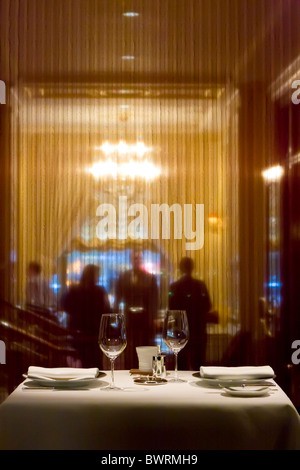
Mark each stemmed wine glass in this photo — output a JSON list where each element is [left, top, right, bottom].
[[163, 310, 189, 383], [98, 313, 127, 391]]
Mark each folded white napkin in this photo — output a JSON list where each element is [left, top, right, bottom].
[[27, 366, 99, 380], [200, 365, 275, 379]]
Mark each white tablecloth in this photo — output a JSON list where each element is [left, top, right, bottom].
[[0, 371, 299, 450]]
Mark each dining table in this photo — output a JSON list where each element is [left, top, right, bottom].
[[0, 370, 299, 450]]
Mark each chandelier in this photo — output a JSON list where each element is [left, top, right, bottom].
[[87, 141, 161, 182]]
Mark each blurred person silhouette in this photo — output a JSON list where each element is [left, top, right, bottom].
[[115, 251, 158, 369], [25, 262, 56, 312], [61, 264, 111, 367], [169, 257, 212, 369]]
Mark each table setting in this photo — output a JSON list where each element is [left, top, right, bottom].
[[198, 365, 277, 397], [22, 367, 106, 391], [0, 310, 299, 450]]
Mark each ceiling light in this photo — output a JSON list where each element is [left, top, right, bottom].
[[87, 160, 118, 179], [262, 165, 284, 183], [123, 12, 139, 17], [89, 141, 159, 181], [95, 141, 152, 157], [208, 213, 223, 229], [208, 216, 219, 226], [87, 159, 160, 181], [122, 56, 135, 60]]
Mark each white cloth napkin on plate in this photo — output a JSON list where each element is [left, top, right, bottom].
[[200, 365, 275, 379], [27, 366, 99, 380]]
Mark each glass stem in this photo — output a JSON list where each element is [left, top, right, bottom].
[[110, 359, 115, 388], [174, 352, 178, 381]]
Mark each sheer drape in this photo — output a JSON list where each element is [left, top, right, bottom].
[[1, 1, 298, 376]]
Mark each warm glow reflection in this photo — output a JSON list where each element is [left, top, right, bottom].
[[89, 140, 160, 180], [71, 260, 83, 274], [208, 216, 219, 225], [123, 11, 139, 17], [95, 141, 152, 157], [208, 214, 223, 229], [262, 165, 284, 183], [87, 159, 160, 181]]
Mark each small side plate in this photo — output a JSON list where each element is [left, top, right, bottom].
[[222, 386, 270, 397]]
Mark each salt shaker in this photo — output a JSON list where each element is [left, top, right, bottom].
[[152, 355, 166, 379]]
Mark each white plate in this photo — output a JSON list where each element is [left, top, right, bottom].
[[222, 386, 270, 397], [218, 378, 275, 387], [23, 378, 103, 388], [198, 376, 274, 386], [200, 374, 274, 380], [23, 372, 106, 388], [197, 377, 223, 388]]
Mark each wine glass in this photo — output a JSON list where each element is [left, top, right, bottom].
[[163, 310, 189, 383], [99, 313, 127, 391]]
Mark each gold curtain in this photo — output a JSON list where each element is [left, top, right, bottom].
[[1, 0, 298, 369]]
